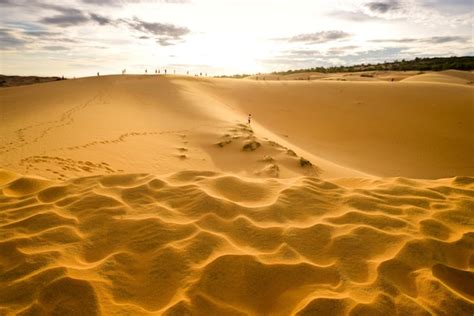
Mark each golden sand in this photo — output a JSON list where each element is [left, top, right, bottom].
[[0, 71, 473, 315]]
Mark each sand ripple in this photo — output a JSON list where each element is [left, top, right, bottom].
[[0, 170, 473, 315]]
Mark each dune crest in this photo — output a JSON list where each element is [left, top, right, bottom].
[[1, 170, 473, 315]]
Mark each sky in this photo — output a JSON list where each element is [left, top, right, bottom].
[[0, 0, 472, 77]]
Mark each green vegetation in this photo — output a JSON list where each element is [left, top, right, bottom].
[[271, 56, 474, 75], [215, 56, 474, 78], [0, 75, 66, 88]]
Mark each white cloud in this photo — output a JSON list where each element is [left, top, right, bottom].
[[0, 0, 471, 76]]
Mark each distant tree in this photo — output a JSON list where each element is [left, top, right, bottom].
[[216, 56, 473, 78]]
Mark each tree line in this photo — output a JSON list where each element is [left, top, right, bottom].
[[215, 56, 474, 78], [271, 56, 474, 75]]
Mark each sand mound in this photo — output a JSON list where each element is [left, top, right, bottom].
[[401, 70, 474, 85], [441, 69, 474, 81], [245, 71, 423, 82], [197, 77, 474, 178], [1, 74, 472, 180], [1, 170, 473, 315]]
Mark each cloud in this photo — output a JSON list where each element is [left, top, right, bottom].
[[281, 31, 351, 44], [34, 3, 188, 45], [421, 0, 473, 14], [89, 13, 113, 25], [330, 10, 379, 22], [365, 0, 400, 13], [279, 45, 360, 59], [0, 29, 27, 49], [371, 36, 469, 44], [81, 0, 190, 5], [287, 49, 321, 57], [42, 45, 69, 50], [23, 30, 60, 37], [162, 0, 190, 3], [125, 17, 190, 45], [327, 45, 360, 55], [81, 0, 123, 5], [126, 17, 189, 37], [39, 5, 90, 26], [0, 0, 23, 6], [157, 37, 176, 46], [23, 30, 79, 43], [370, 38, 417, 43], [427, 36, 469, 43], [261, 47, 408, 71], [40, 14, 89, 26], [38, 4, 113, 27], [338, 47, 406, 65]]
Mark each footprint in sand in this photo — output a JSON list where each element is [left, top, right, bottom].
[[20, 155, 117, 177], [175, 146, 189, 159]]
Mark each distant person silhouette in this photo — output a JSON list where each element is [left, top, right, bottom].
[[165, 69, 167, 75], [248, 114, 252, 124], [97, 72, 99, 77], [145, 69, 147, 74]]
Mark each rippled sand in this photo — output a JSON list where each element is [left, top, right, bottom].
[[1, 171, 473, 315]]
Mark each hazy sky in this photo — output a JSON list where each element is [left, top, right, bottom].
[[1, 0, 472, 77]]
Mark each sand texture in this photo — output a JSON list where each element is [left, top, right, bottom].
[[0, 74, 473, 315]]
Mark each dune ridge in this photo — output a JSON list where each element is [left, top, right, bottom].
[[1, 74, 473, 180], [1, 169, 473, 315]]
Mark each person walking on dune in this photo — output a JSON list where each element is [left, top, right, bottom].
[[248, 114, 252, 125]]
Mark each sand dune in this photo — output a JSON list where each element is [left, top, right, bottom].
[[1, 75, 472, 179], [401, 70, 474, 85], [198, 77, 474, 178], [1, 74, 473, 315], [0, 169, 473, 315], [246, 71, 441, 82]]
